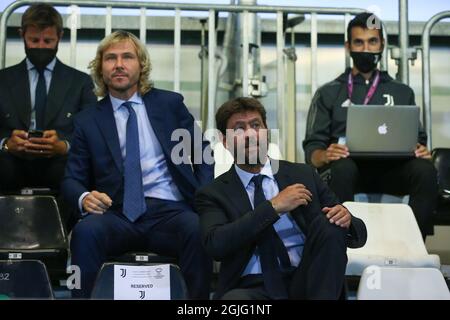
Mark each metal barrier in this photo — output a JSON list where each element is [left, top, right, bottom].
[[421, 10, 450, 150], [1, 0, 388, 161]]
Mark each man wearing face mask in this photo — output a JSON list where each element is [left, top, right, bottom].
[[303, 13, 437, 239], [0, 3, 96, 229]]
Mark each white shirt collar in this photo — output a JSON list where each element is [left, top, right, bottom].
[[109, 92, 143, 112], [234, 158, 274, 188], [26, 57, 57, 72]]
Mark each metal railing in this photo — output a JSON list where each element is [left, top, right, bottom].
[[1, 0, 387, 160], [421, 10, 450, 150]]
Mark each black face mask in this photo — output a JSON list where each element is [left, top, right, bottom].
[[350, 51, 382, 73], [25, 46, 57, 71]]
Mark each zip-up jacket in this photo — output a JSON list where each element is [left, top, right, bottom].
[[303, 68, 427, 165]]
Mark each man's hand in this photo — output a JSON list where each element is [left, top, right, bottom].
[[25, 130, 68, 157], [270, 184, 313, 214], [82, 191, 113, 214], [415, 143, 431, 159], [5, 130, 29, 155], [311, 144, 349, 168], [322, 204, 351, 229]]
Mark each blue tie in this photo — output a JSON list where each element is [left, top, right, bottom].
[[122, 102, 146, 222], [252, 174, 290, 299], [35, 69, 47, 130]]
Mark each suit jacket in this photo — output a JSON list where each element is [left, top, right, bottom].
[[195, 160, 367, 299], [0, 59, 96, 143], [62, 88, 214, 211]]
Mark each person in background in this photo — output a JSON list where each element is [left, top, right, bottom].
[[0, 3, 97, 230], [303, 12, 437, 239]]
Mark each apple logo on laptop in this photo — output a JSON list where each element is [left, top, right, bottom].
[[378, 123, 388, 135]]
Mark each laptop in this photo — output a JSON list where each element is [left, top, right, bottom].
[[345, 105, 419, 158]]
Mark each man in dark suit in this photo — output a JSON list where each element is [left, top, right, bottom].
[[62, 30, 213, 299], [0, 3, 96, 200], [195, 97, 367, 300]]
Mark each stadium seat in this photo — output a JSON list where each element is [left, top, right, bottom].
[[110, 252, 177, 264], [0, 260, 54, 299], [344, 202, 440, 276], [431, 148, 450, 225], [357, 266, 450, 300], [91, 262, 188, 300], [0, 196, 69, 283], [354, 193, 409, 204]]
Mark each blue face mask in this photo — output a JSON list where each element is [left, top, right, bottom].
[[350, 51, 382, 73]]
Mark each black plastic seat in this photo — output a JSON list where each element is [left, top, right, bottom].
[[91, 262, 188, 300], [431, 148, 450, 225], [0, 196, 68, 282], [110, 252, 177, 264], [0, 260, 54, 299]]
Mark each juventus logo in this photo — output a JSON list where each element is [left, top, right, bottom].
[[120, 268, 127, 278], [383, 94, 395, 106]]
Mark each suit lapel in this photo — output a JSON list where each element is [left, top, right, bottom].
[[45, 59, 70, 128], [143, 90, 170, 151], [142, 90, 197, 188], [220, 166, 253, 217], [10, 60, 32, 127], [95, 96, 123, 172], [272, 159, 290, 191], [273, 160, 308, 234]]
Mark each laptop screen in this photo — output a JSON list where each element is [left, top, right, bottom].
[[345, 105, 419, 157]]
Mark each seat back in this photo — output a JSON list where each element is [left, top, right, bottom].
[[91, 263, 188, 300], [0, 196, 69, 283], [357, 266, 450, 300], [0, 260, 54, 299], [432, 148, 450, 193], [110, 252, 177, 264], [431, 148, 450, 225], [213, 142, 283, 178], [344, 202, 440, 275], [0, 196, 67, 250]]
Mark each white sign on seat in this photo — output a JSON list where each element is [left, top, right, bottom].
[[113, 264, 170, 300]]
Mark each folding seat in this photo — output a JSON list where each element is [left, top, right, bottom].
[[357, 266, 450, 300], [431, 148, 450, 225], [91, 262, 188, 300], [344, 201, 440, 276], [0, 260, 54, 299], [0, 196, 69, 284]]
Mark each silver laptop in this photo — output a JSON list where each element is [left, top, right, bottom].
[[345, 105, 419, 158]]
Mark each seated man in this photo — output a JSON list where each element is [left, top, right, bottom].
[[0, 3, 97, 229], [0, 3, 96, 191], [62, 31, 213, 299], [302, 13, 437, 238], [195, 97, 367, 300]]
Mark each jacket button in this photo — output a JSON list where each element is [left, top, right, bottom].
[[66, 112, 72, 118]]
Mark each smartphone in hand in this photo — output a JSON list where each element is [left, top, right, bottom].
[[28, 130, 44, 138]]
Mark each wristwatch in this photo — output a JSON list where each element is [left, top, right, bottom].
[[1, 139, 9, 152]]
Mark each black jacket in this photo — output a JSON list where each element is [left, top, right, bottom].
[[302, 68, 427, 164], [0, 59, 96, 143], [195, 160, 367, 299]]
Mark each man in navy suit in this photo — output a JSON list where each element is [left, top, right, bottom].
[[0, 3, 96, 196], [62, 30, 214, 299], [195, 97, 367, 299], [0, 4, 96, 230]]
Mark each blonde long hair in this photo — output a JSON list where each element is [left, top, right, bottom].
[[88, 30, 152, 97]]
